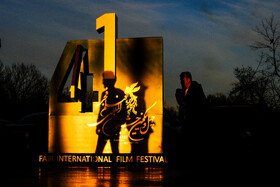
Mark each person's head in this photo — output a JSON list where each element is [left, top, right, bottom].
[[103, 71, 116, 89], [180, 72, 192, 89]]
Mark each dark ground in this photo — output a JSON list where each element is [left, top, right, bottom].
[[0, 105, 276, 186], [0, 154, 269, 187]]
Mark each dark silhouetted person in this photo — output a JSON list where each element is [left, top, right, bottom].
[[95, 71, 126, 154], [176, 72, 208, 166], [176, 71, 207, 126]]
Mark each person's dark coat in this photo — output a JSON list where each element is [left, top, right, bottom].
[[176, 81, 207, 123]]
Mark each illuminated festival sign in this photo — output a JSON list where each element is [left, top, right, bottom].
[[38, 154, 168, 166], [48, 13, 163, 155]]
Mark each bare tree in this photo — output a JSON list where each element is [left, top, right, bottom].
[[0, 63, 49, 119], [250, 14, 280, 77], [4, 63, 48, 105], [231, 14, 280, 110], [230, 66, 271, 106]]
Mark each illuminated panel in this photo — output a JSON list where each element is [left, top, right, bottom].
[[48, 37, 163, 153]]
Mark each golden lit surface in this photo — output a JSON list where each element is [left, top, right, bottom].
[[38, 167, 166, 187], [96, 13, 117, 77], [49, 37, 163, 153]]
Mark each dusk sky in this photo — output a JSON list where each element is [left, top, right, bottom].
[[0, 0, 279, 107]]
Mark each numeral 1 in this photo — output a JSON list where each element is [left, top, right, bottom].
[[96, 13, 117, 78]]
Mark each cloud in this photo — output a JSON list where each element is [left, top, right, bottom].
[[243, 0, 280, 17]]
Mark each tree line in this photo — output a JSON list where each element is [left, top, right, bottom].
[[0, 61, 48, 120], [209, 14, 280, 112], [167, 14, 280, 122]]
